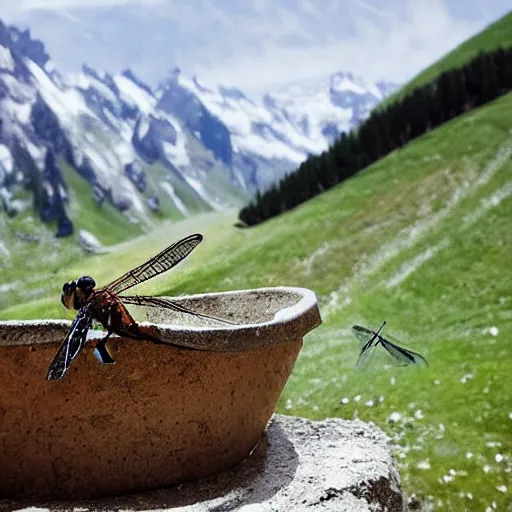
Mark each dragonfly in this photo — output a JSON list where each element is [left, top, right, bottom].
[[46, 233, 235, 381], [351, 321, 428, 370]]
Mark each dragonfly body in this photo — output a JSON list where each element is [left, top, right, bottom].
[[65, 284, 158, 342], [47, 233, 233, 381], [352, 321, 428, 370]]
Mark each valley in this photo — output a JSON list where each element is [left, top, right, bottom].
[[2, 89, 512, 511]]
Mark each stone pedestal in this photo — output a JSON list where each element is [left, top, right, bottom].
[[1, 415, 403, 511]]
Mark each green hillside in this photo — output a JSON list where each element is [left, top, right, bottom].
[[383, 11, 512, 107], [2, 92, 512, 510]]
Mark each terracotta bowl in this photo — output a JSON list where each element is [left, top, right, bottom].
[[0, 286, 321, 500]]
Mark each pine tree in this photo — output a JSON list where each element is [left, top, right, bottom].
[[238, 46, 512, 227]]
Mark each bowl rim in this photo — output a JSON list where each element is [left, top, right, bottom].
[[0, 286, 322, 351]]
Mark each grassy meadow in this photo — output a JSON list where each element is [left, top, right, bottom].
[[1, 92, 511, 510]]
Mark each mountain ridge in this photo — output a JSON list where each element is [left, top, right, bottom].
[[0, 18, 396, 251]]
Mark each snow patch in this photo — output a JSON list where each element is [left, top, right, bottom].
[[24, 140, 45, 166], [0, 144, 13, 173], [25, 59, 95, 122], [138, 116, 151, 139], [238, 133, 306, 162], [180, 74, 317, 163], [183, 174, 221, 210], [1, 96, 33, 125], [78, 229, 107, 254], [114, 74, 155, 113], [0, 45, 15, 72], [331, 76, 366, 96], [74, 71, 118, 104], [162, 140, 190, 168], [101, 107, 120, 128], [160, 181, 189, 216], [114, 140, 135, 166]]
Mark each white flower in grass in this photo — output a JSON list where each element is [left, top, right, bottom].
[[416, 459, 431, 470], [388, 412, 402, 423], [414, 409, 424, 420]]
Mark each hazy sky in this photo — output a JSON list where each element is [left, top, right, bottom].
[[2, 0, 511, 92]]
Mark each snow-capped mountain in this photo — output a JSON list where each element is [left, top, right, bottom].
[[159, 69, 396, 189], [0, 20, 244, 243], [0, 18, 396, 246]]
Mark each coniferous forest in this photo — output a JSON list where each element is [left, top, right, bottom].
[[239, 47, 512, 226]]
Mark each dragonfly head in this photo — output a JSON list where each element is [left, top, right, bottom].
[[61, 276, 96, 310]]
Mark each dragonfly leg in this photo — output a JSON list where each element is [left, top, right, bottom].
[[96, 331, 116, 364], [119, 321, 166, 344]]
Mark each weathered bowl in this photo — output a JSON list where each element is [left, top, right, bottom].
[[0, 286, 321, 500]]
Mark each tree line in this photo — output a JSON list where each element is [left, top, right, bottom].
[[239, 47, 512, 226]]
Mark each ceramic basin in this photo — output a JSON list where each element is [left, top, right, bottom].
[[0, 286, 321, 500]]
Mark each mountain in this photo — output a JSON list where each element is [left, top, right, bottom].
[[163, 69, 396, 190], [0, 20, 246, 247], [0, 18, 396, 253]]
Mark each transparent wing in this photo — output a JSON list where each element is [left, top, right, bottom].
[[46, 305, 93, 381], [355, 339, 378, 370], [352, 325, 375, 346], [104, 234, 203, 294], [352, 322, 386, 371], [380, 338, 428, 367], [120, 295, 237, 325]]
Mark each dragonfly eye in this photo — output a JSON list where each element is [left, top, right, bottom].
[[77, 276, 96, 290], [62, 281, 76, 293], [61, 282, 76, 310]]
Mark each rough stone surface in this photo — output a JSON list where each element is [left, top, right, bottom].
[[2, 415, 403, 512]]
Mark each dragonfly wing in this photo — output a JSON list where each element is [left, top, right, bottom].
[[46, 305, 93, 380], [120, 295, 237, 325], [355, 340, 378, 370], [105, 234, 203, 295], [352, 322, 387, 371], [352, 326, 380, 371], [352, 325, 375, 346], [380, 338, 428, 367]]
